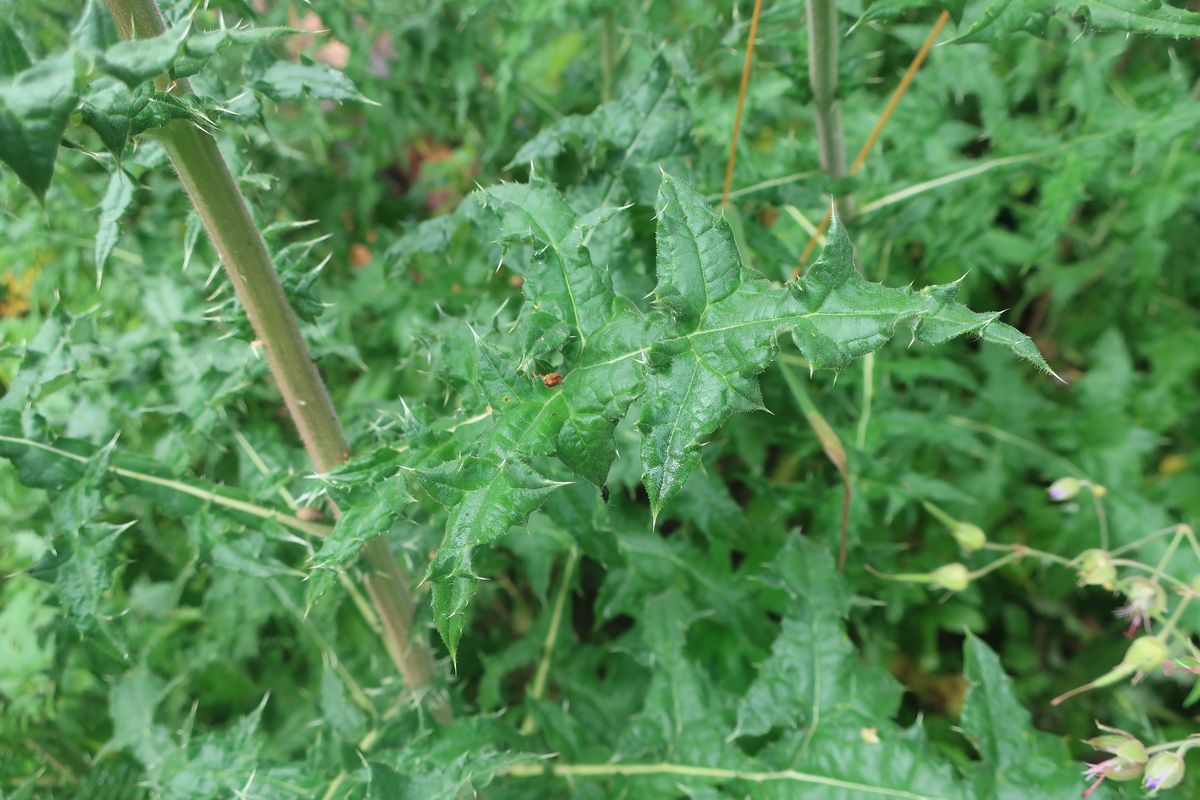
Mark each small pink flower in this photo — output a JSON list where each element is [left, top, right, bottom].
[[1081, 760, 1111, 797], [1081, 725, 1148, 796], [1115, 578, 1166, 638]]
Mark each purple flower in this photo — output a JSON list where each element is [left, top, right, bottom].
[[1048, 477, 1083, 501], [1142, 752, 1185, 794]]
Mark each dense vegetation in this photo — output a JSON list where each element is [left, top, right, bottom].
[[2, 1, 1199, 797]]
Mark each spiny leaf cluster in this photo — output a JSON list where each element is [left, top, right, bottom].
[[373, 168, 1053, 657], [0, 2, 361, 202]]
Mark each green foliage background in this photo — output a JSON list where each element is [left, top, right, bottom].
[[1, 0, 1199, 797]]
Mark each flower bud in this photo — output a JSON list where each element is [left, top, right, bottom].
[[1048, 477, 1083, 501], [1086, 727, 1148, 770], [1143, 751, 1185, 793], [950, 522, 986, 551], [1116, 577, 1167, 635], [1074, 549, 1117, 590], [1052, 636, 1169, 706], [931, 563, 971, 592], [1123, 635, 1170, 674]]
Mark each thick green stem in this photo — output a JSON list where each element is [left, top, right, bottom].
[[102, 0, 449, 723], [806, 0, 851, 219]]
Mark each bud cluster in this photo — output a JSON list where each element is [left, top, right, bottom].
[[1080, 724, 1192, 797]]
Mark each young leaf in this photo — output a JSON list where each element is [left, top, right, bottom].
[[510, 57, 690, 177], [95, 168, 136, 283], [0, 55, 80, 200], [1076, 0, 1200, 37], [80, 79, 144, 155], [418, 435, 568, 660], [97, 19, 190, 86], [25, 440, 130, 632]]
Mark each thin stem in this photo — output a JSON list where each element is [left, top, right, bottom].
[[920, 498, 959, 530], [982, 542, 1073, 567], [794, 10, 949, 272], [266, 579, 377, 719], [501, 760, 953, 800], [722, 0, 764, 206], [1145, 735, 1200, 755], [782, 204, 826, 244], [1108, 525, 1185, 559], [856, 352, 874, 449], [779, 362, 851, 571], [945, 416, 1091, 480], [520, 545, 578, 735], [1159, 593, 1194, 641], [0, 434, 330, 538], [1150, 525, 1187, 584], [600, 11, 615, 103], [102, 0, 448, 723], [707, 170, 819, 202], [1110, 559, 1192, 593], [849, 12, 949, 176], [968, 550, 1024, 580], [1089, 488, 1109, 551]]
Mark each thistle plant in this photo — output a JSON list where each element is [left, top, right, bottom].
[[2, 2, 1199, 798]]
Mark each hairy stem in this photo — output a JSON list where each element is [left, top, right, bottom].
[[794, 10, 949, 273], [102, 0, 449, 723], [806, 0, 850, 219]]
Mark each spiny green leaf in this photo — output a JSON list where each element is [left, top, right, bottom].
[[951, 0, 1058, 42], [71, 0, 118, 52], [639, 173, 1053, 516], [420, 173, 1051, 653], [1076, 0, 1200, 36], [97, 19, 191, 86], [95, 168, 136, 283], [183, 25, 296, 60], [25, 442, 131, 631], [733, 537, 901, 739], [79, 79, 144, 155], [484, 180, 620, 345], [306, 469, 409, 609], [953, 0, 1200, 42], [0, 21, 31, 77], [618, 590, 737, 765], [0, 55, 80, 200], [858, 0, 968, 25], [511, 57, 690, 173], [253, 59, 364, 102], [419, 453, 566, 659]]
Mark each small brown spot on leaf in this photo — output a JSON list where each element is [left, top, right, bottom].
[[541, 372, 563, 388]]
